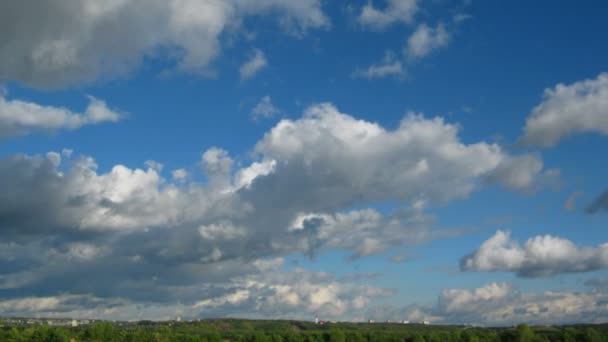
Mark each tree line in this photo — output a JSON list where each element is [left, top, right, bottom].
[[1, 321, 608, 342]]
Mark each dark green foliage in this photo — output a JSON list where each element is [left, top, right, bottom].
[[1, 319, 608, 342]]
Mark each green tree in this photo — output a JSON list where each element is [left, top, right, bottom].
[[583, 328, 602, 342], [516, 324, 536, 342], [411, 333, 426, 342], [329, 330, 345, 342], [561, 328, 578, 342]]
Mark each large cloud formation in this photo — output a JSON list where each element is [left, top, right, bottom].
[[0, 0, 328, 88], [0, 104, 554, 319], [461, 230, 608, 277], [407, 282, 608, 326], [521, 72, 608, 147]]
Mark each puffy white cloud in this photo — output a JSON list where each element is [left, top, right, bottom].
[[406, 23, 449, 60], [0, 0, 327, 88], [171, 168, 188, 182], [357, 0, 418, 30], [255, 104, 547, 205], [484, 154, 559, 192], [0, 103, 556, 319], [251, 95, 280, 120], [435, 283, 608, 325], [234, 159, 276, 189], [0, 259, 390, 321], [0, 95, 121, 140], [285, 208, 434, 258], [239, 48, 268, 81], [192, 267, 393, 320], [461, 230, 608, 277], [0, 103, 549, 238], [352, 51, 405, 80], [368, 282, 608, 326], [520, 72, 608, 147]]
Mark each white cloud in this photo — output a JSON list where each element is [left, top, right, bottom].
[[352, 51, 405, 80], [484, 154, 559, 192], [521, 72, 608, 147], [286, 208, 434, 258], [0, 0, 327, 88], [406, 23, 449, 59], [435, 283, 608, 325], [0, 94, 121, 140], [251, 95, 280, 119], [240, 49, 268, 81], [0, 103, 556, 319], [234, 159, 276, 189], [191, 267, 392, 320], [255, 104, 546, 204], [369, 282, 608, 326], [198, 221, 247, 241], [171, 168, 188, 182], [461, 230, 608, 277], [357, 0, 418, 30]]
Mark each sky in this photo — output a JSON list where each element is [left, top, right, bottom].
[[0, 0, 608, 326]]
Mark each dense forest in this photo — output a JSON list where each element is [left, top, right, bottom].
[[1, 319, 608, 342]]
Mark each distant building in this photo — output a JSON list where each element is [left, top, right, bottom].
[[315, 316, 319, 324], [422, 320, 430, 325], [402, 320, 409, 324], [368, 320, 375, 323], [71, 320, 79, 327]]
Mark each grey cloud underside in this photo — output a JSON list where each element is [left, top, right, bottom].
[[0, 0, 328, 88], [0, 104, 553, 319]]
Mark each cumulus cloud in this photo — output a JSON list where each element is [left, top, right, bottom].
[[255, 104, 548, 204], [171, 168, 188, 182], [0, 0, 328, 88], [368, 282, 608, 326], [586, 190, 608, 214], [0, 103, 554, 319], [0, 95, 121, 140], [352, 51, 405, 80], [357, 0, 418, 30], [406, 23, 449, 60], [436, 283, 608, 325], [0, 258, 391, 321], [484, 154, 559, 192], [192, 267, 393, 320], [520, 72, 608, 147], [251, 95, 280, 120], [239, 48, 268, 81], [461, 230, 608, 277]]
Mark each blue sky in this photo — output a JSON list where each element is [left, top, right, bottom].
[[1, 0, 608, 325]]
